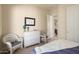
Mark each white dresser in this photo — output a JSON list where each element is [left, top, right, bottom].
[[23, 31, 40, 47]]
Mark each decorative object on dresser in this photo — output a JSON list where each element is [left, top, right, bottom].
[[23, 31, 40, 47]]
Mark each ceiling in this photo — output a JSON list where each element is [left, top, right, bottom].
[[35, 4, 58, 10], [2, 4, 58, 11]]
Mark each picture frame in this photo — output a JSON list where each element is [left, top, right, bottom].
[[25, 17, 35, 26]]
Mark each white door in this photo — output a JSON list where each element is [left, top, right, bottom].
[[66, 6, 79, 42], [47, 15, 55, 39]]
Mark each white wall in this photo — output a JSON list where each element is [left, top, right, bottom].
[[2, 5, 48, 36], [57, 5, 66, 40], [57, 5, 77, 40], [66, 5, 79, 42], [2, 4, 75, 40]]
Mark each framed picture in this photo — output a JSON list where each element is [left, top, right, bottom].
[[25, 17, 35, 26]]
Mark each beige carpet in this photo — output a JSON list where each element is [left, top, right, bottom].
[[14, 43, 44, 54]]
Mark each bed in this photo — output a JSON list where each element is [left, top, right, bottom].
[[33, 39, 79, 54]]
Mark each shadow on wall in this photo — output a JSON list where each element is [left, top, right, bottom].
[[2, 5, 13, 36]]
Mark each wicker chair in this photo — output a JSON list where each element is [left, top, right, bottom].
[[2, 33, 23, 54]]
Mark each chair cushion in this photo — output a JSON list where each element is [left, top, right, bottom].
[[11, 41, 21, 47]]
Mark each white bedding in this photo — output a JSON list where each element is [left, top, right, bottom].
[[35, 39, 79, 54]]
